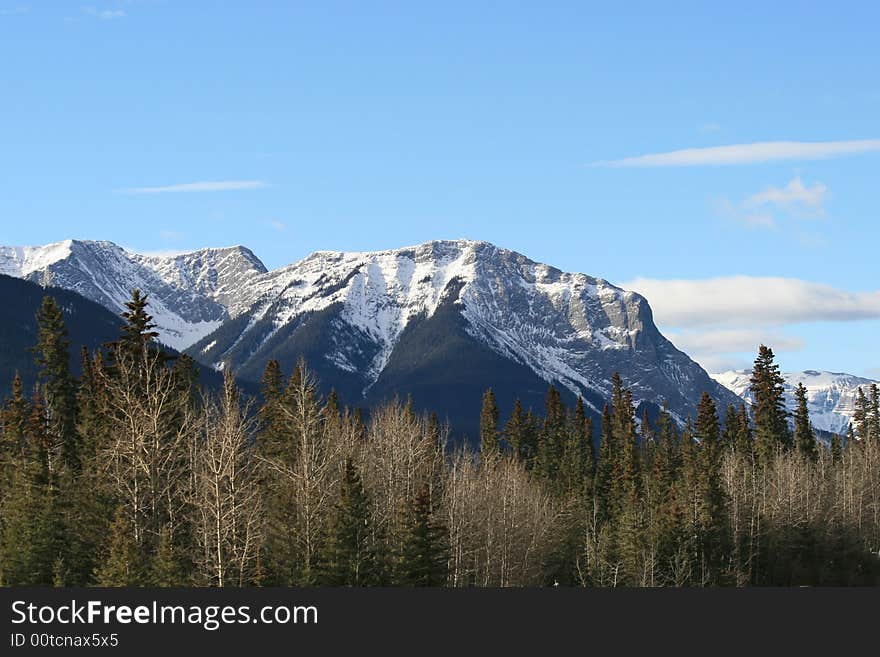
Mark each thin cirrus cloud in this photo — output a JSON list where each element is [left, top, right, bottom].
[[594, 139, 880, 167], [121, 180, 268, 194], [622, 276, 880, 327]]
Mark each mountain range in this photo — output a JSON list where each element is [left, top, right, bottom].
[[0, 238, 767, 439]]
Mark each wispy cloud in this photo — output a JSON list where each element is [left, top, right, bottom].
[[0, 6, 29, 16], [269, 220, 286, 231], [624, 276, 880, 327], [121, 180, 268, 194], [82, 6, 125, 20], [594, 139, 880, 167], [698, 122, 721, 134], [719, 176, 830, 230], [743, 177, 829, 215]]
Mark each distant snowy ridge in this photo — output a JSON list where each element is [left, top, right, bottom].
[[712, 369, 879, 435], [0, 240, 267, 350]]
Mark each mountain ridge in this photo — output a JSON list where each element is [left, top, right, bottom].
[[1, 237, 742, 436]]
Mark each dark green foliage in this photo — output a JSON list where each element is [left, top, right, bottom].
[[793, 383, 818, 461], [93, 508, 148, 586], [396, 483, 448, 586], [750, 345, 791, 462], [319, 459, 377, 586]]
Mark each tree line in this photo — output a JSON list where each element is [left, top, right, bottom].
[[0, 291, 878, 586]]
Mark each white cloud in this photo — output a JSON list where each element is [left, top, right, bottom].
[[0, 6, 29, 16], [159, 230, 183, 242], [82, 6, 125, 20], [121, 180, 268, 194], [594, 139, 880, 167], [743, 177, 828, 215], [664, 328, 806, 355], [623, 276, 880, 327], [270, 220, 286, 231]]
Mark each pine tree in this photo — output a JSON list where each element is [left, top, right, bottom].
[[94, 508, 147, 586], [151, 524, 189, 586], [32, 296, 78, 473], [693, 392, 729, 585], [735, 403, 753, 457], [479, 388, 499, 455], [396, 483, 448, 586], [118, 289, 160, 356], [793, 383, 818, 461], [320, 459, 376, 586], [536, 385, 565, 480], [869, 383, 880, 441], [749, 345, 791, 462], [853, 387, 870, 442]]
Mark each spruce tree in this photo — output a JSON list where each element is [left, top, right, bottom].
[[868, 383, 880, 441], [749, 345, 791, 462], [320, 459, 376, 586], [94, 508, 147, 586], [118, 289, 160, 357], [479, 388, 500, 455], [793, 383, 818, 461], [735, 403, 753, 457], [853, 387, 870, 442], [396, 483, 448, 586], [693, 392, 729, 585], [32, 296, 78, 473]]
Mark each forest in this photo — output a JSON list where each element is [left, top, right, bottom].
[[1, 290, 878, 587]]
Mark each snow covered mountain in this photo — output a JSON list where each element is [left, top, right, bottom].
[[1, 237, 740, 436], [0, 239, 267, 350], [189, 239, 740, 430], [712, 369, 879, 435]]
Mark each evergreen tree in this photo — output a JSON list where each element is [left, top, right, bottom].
[[479, 388, 500, 455], [94, 508, 147, 586], [396, 483, 448, 586], [32, 296, 78, 473], [749, 345, 791, 462], [536, 385, 565, 480], [693, 392, 729, 585], [118, 289, 160, 357], [793, 383, 818, 461], [735, 403, 753, 457], [150, 524, 189, 586], [853, 387, 870, 442], [869, 383, 880, 441], [320, 459, 376, 586]]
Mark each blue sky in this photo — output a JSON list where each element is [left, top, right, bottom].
[[1, 1, 878, 376]]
